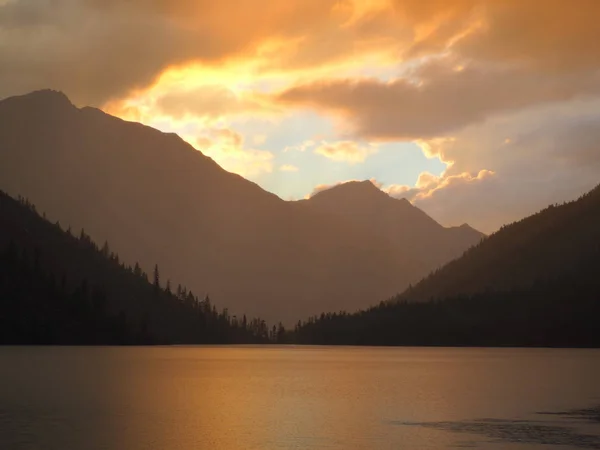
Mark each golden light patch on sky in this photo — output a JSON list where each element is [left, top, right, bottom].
[[105, 40, 404, 123], [180, 129, 275, 178], [414, 138, 456, 162], [103, 59, 275, 124], [101, 27, 417, 182], [279, 164, 299, 172], [314, 141, 379, 164]]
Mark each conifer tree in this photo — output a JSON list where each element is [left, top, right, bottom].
[[153, 264, 160, 292]]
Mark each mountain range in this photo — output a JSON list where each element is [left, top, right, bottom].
[[0, 90, 483, 323], [293, 185, 600, 346]]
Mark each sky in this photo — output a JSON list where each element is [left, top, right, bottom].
[[2, 0, 600, 233]]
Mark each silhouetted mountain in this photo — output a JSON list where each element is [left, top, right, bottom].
[[302, 180, 484, 269], [0, 190, 269, 344], [0, 90, 482, 323], [290, 186, 600, 347], [398, 183, 600, 303]]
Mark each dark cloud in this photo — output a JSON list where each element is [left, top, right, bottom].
[[456, 0, 600, 71], [384, 105, 600, 232], [3, 0, 600, 109], [0, 0, 343, 105], [277, 62, 600, 140]]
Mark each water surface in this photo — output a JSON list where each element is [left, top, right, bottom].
[[1, 346, 599, 449]]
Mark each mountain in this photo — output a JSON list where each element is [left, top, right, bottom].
[[301, 180, 484, 270], [0, 90, 482, 323], [0, 190, 268, 344], [291, 186, 600, 347], [397, 184, 600, 303]]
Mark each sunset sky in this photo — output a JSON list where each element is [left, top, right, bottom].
[[2, 0, 600, 232]]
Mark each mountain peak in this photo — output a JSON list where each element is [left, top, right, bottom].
[[311, 180, 387, 201], [21, 89, 71, 105], [336, 179, 382, 191], [1, 89, 74, 111]]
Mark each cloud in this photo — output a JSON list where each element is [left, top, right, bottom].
[[386, 170, 507, 232], [384, 101, 600, 232], [253, 134, 267, 145], [399, 168, 596, 234], [2, 0, 600, 108], [411, 99, 600, 177], [277, 61, 600, 140], [0, 0, 419, 106], [385, 171, 448, 199], [385, 0, 600, 72], [0, 0, 354, 104], [193, 128, 274, 178], [314, 140, 378, 163], [153, 86, 277, 120], [454, 1, 600, 72], [279, 164, 299, 172], [283, 140, 316, 153], [386, 169, 494, 202]]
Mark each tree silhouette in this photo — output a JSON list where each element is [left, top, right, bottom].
[[101, 241, 110, 257], [153, 264, 160, 292]]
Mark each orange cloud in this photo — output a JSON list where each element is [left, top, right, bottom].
[[456, 1, 600, 71], [0, 0, 413, 106], [3, 0, 600, 108], [191, 128, 274, 178], [154, 86, 278, 120], [383, 170, 497, 230], [283, 140, 316, 153], [314, 141, 378, 163], [385, 170, 493, 201]]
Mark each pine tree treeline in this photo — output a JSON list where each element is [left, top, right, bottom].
[[392, 184, 600, 304], [0, 240, 145, 344], [289, 185, 600, 347], [9, 184, 600, 348], [290, 263, 600, 347], [0, 191, 275, 345]]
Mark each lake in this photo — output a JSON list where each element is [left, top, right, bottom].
[[1, 346, 599, 449]]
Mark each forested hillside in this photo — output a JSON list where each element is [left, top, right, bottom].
[[396, 184, 600, 303], [0, 191, 272, 344], [291, 186, 600, 347]]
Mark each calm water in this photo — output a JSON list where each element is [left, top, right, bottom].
[[1, 346, 600, 450]]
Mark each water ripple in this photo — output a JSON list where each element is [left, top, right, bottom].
[[395, 406, 600, 449]]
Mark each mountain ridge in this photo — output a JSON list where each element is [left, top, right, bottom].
[[290, 184, 600, 347], [396, 184, 600, 303], [0, 90, 483, 322]]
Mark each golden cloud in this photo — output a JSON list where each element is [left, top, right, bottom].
[[3, 0, 600, 109], [283, 140, 316, 153], [279, 164, 299, 172], [314, 141, 378, 163], [0, 0, 407, 105], [191, 128, 274, 178]]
